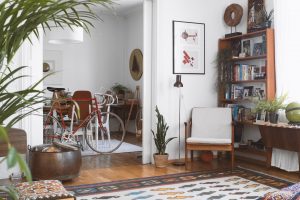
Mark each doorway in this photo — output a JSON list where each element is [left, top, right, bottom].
[[42, 0, 145, 164]]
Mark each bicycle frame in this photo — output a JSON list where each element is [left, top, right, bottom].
[[44, 97, 104, 140]]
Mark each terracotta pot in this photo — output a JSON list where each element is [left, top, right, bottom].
[[200, 151, 213, 162], [153, 153, 169, 168]]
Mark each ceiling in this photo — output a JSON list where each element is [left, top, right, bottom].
[[97, 0, 143, 15]]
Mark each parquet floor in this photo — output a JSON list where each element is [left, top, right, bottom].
[[62, 153, 300, 186]]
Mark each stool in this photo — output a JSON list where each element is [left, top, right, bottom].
[[14, 180, 75, 200]]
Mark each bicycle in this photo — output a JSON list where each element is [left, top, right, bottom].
[[43, 88, 126, 153]]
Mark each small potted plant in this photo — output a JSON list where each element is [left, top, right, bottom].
[[253, 100, 268, 121], [152, 106, 176, 168], [256, 94, 287, 124]]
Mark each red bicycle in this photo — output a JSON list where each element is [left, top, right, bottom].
[[43, 88, 125, 153]]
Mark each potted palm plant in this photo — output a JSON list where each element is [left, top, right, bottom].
[[0, 0, 113, 198], [152, 106, 176, 168]]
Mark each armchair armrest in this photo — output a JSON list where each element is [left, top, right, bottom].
[[184, 120, 192, 140]]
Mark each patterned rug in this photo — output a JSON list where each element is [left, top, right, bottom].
[[66, 167, 293, 200]]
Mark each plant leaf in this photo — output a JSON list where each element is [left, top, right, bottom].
[[7, 147, 17, 168], [16, 153, 32, 182], [0, 125, 9, 143]]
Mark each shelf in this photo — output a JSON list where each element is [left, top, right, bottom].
[[220, 29, 267, 41], [235, 146, 267, 157], [230, 79, 266, 84], [231, 55, 266, 61], [220, 98, 254, 103]]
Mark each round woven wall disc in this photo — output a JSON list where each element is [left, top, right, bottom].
[[224, 4, 243, 27], [129, 49, 143, 81]]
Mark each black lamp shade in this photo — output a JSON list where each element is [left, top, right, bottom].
[[174, 75, 183, 88]]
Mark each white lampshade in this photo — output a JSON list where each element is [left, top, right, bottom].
[[47, 26, 83, 44]]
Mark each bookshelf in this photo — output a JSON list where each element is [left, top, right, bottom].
[[218, 28, 276, 164]]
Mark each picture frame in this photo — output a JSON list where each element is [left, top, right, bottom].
[[241, 39, 252, 57], [247, 0, 265, 33], [173, 20, 205, 74], [252, 43, 263, 56]]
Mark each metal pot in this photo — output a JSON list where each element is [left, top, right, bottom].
[[29, 144, 82, 181]]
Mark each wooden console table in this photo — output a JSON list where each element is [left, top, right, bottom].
[[255, 122, 300, 172]]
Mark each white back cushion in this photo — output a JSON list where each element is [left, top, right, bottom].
[[191, 107, 232, 140]]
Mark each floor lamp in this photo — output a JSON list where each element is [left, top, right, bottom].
[[173, 75, 185, 166]]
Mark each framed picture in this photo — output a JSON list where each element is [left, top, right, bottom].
[[252, 43, 263, 56], [247, 0, 265, 33], [173, 20, 205, 74], [241, 39, 252, 57]]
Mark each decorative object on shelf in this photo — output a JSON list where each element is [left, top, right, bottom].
[[152, 106, 176, 168], [252, 43, 263, 56], [173, 75, 185, 166], [224, 4, 243, 38], [285, 102, 300, 125], [247, 0, 265, 33], [173, 20, 205, 74], [241, 39, 252, 57], [129, 49, 143, 81]]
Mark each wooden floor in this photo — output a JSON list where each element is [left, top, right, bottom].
[[62, 153, 300, 186]]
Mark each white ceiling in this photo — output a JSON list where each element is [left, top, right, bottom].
[[96, 0, 143, 15]]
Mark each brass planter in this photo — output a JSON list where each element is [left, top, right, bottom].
[[29, 144, 82, 181], [153, 153, 169, 168]]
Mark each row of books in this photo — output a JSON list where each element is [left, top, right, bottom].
[[225, 85, 265, 100], [225, 104, 255, 122], [233, 64, 266, 81]]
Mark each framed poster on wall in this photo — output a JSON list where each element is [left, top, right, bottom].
[[173, 20, 205, 74]]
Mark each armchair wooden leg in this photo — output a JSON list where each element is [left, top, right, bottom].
[[191, 150, 194, 161], [231, 149, 234, 170], [185, 147, 188, 170]]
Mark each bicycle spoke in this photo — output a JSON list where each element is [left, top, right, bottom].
[[84, 111, 125, 153]]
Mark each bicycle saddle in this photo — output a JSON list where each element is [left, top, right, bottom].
[[47, 87, 65, 92]]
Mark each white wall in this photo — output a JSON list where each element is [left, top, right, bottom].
[[44, 15, 125, 95], [43, 10, 143, 97], [153, 0, 230, 160], [123, 7, 144, 94]]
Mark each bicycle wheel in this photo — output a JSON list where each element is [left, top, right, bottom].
[[84, 111, 125, 153], [43, 114, 64, 144]]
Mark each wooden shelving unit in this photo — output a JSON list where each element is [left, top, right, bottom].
[[218, 28, 276, 165], [231, 55, 266, 61]]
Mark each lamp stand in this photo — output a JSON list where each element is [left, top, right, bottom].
[[173, 87, 185, 166]]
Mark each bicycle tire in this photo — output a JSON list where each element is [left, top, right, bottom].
[[84, 111, 125, 153], [43, 114, 64, 144]]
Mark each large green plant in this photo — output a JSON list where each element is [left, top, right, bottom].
[[0, 0, 113, 199], [151, 106, 176, 155]]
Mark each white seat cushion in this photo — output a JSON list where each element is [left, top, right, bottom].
[[186, 137, 231, 144]]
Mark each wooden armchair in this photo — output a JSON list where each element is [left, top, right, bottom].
[[185, 107, 234, 169]]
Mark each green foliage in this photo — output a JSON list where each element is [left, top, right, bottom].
[[0, 66, 46, 128], [215, 49, 232, 92], [111, 83, 130, 94], [151, 106, 176, 155], [254, 93, 288, 113]]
